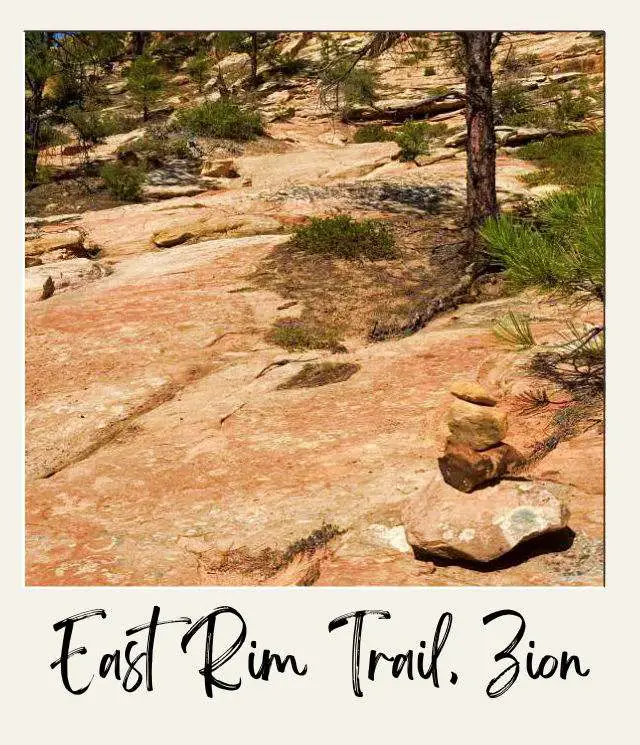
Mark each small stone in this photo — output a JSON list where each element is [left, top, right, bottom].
[[200, 159, 239, 178], [446, 399, 508, 450], [438, 439, 525, 492], [450, 380, 497, 406], [41, 276, 55, 300], [403, 471, 570, 563]]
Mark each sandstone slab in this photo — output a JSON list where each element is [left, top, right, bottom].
[[26, 229, 84, 258], [403, 472, 570, 563], [152, 215, 282, 247]]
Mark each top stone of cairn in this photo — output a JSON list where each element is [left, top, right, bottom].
[[450, 380, 497, 407]]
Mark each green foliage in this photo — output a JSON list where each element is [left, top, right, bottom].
[[321, 58, 380, 114], [553, 91, 594, 126], [481, 185, 604, 300], [49, 68, 87, 108], [405, 37, 431, 63], [519, 133, 603, 188], [439, 33, 467, 75], [493, 311, 536, 349], [500, 50, 540, 77], [38, 124, 71, 149], [100, 112, 140, 135], [290, 215, 396, 260], [100, 162, 144, 201], [270, 107, 296, 122], [118, 128, 192, 168], [175, 99, 263, 140], [25, 32, 54, 93], [352, 123, 394, 143], [126, 54, 164, 119], [154, 32, 209, 71], [185, 53, 211, 92], [273, 53, 308, 76], [423, 65, 437, 76], [64, 107, 109, 146], [267, 318, 345, 353], [394, 121, 431, 161], [493, 81, 532, 124], [214, 32, 248, 56]]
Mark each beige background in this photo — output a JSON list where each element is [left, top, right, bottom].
[[5, 0, 637, 741]]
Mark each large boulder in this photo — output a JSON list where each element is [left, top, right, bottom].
[[403, 471, 570, 563], [445, 398, 508, 450]]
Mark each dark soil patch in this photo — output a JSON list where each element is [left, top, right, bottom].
[[277, 362, 360, 390], [25, 177, 122, 217], [253, 209, 473, 342]]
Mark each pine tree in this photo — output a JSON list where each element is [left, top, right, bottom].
[[127, 54, 163, 121]]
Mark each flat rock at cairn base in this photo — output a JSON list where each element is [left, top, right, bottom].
[[403, 472, 570, 563], [450, 380, 497, 406], [446, 398, 508, 450], [438, 439, 524, 492]]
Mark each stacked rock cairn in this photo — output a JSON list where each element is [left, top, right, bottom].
[[401, 379, 571, 565], [438, 380, 524, 492]]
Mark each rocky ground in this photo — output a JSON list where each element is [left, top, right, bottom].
[[25, 31, 604, 586]]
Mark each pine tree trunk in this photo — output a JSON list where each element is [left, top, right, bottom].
[[25, 86, 44, 188], [459, 32, 499, 265], [250, 33, 259, 88], [133, 32, 148, 58]]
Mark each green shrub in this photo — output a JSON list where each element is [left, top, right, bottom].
[[175, 99, 263, 140], [100, 162, 144, 201], [49, 69, 86, 108], [38, 124, 71, 149], [118, 129, 192, 167], [425, 122, 450, 139], [270, 107, 296, 122], [519, 133, 603, 188], [290, 215, 396, 260], [64, 107, 109, 146], [267, 318, 345, 353], [273, 53, 308, 76], [500, 51, 540, 77], [154, 32, 209, 71], [394, 121, 431, 161], [352, 124, 394, 143], [100, 112, 140, 136], [553, 91, 594, 126], [427, 86, 451, 97], [423, 65, 437, 76], [494, 81, 532, 124], [185, 53, 211, 92], [321, 60, 380, 112], [480, 185, 604, 300]]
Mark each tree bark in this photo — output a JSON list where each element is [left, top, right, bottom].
[[459, 32, 499, 265], [133, 31, 148, 58], [25, 84, 44, 188], [250, 32, 259, 88]]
